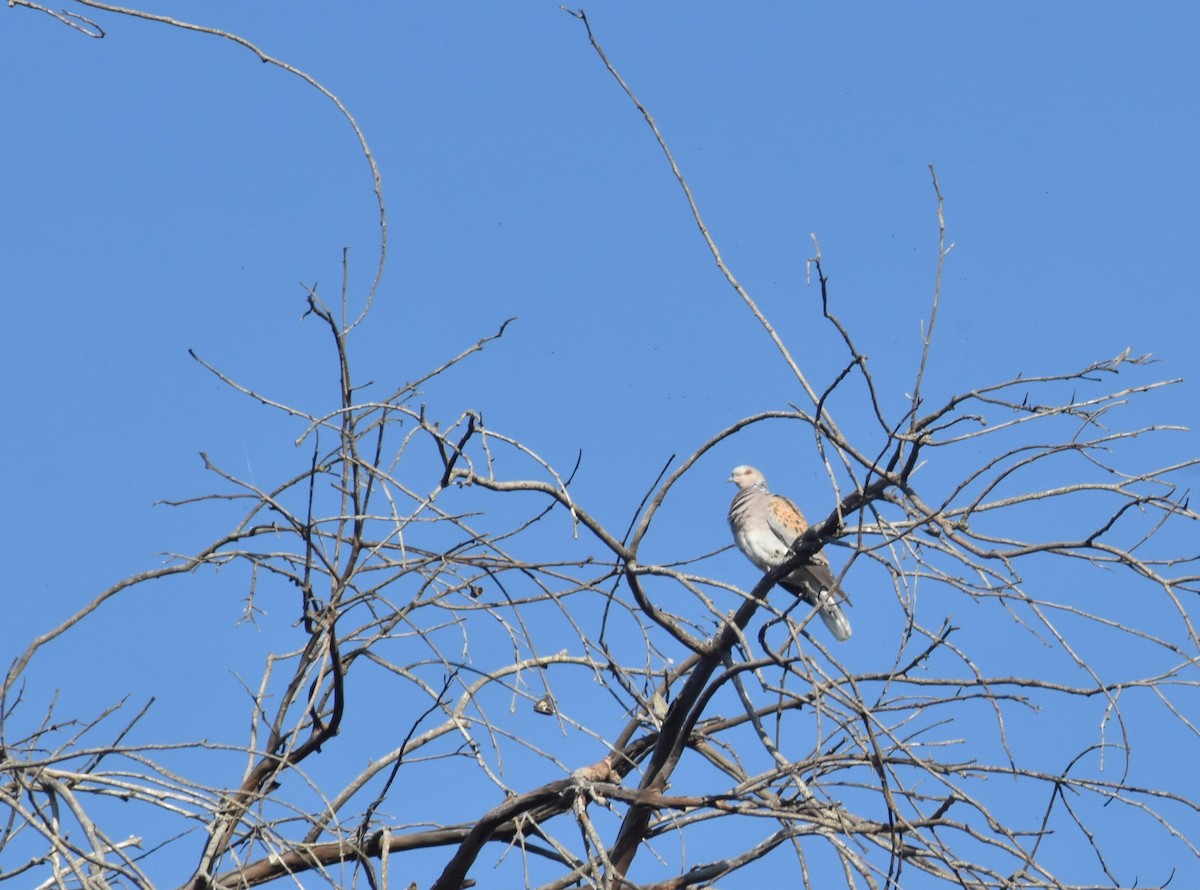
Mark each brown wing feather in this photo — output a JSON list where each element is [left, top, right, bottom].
[[765, 493, 809, 545]]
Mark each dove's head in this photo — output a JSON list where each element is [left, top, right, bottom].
[[729, 465, 767, 490]]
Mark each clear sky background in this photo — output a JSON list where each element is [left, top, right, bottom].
[[3, 3, 1198, 888]]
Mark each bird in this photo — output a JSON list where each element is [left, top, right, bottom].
[[727, 465, 852, 641]]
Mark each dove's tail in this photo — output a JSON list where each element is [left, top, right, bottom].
[[781, 580, 852, 642], [817, 597, 853, 642]]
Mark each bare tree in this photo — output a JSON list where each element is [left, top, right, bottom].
[[3, 6, 1198, 890]]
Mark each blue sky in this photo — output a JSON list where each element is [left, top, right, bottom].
[[3, 3, 1198, 887]]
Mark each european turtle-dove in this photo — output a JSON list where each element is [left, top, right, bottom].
[[727, 465, 852, 641]]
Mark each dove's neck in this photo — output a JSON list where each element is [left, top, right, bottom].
[[728, 483, 768, 524]]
